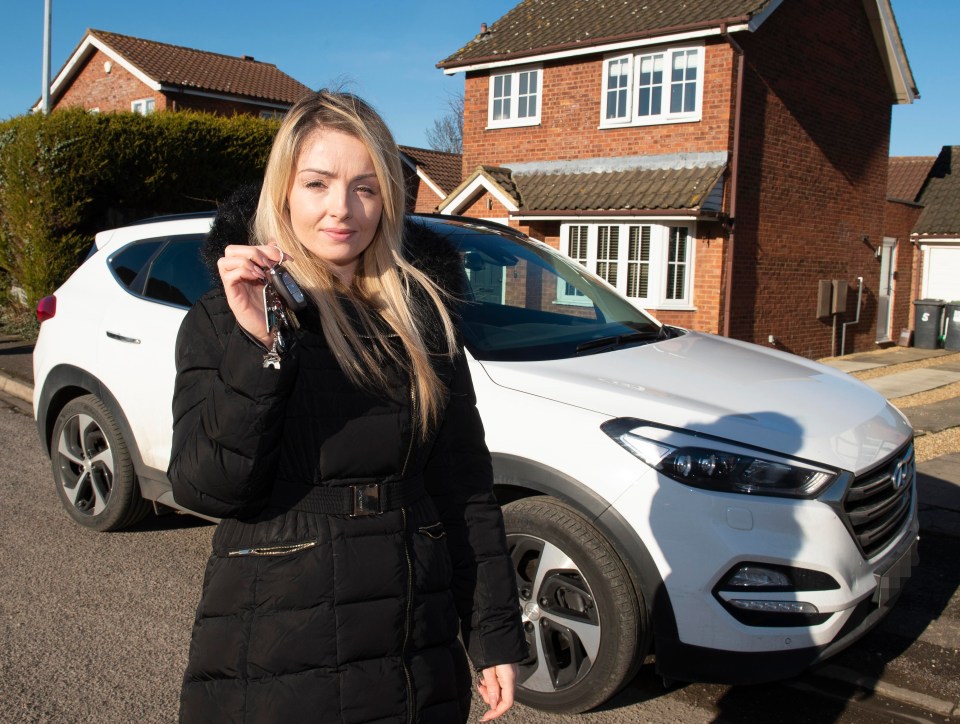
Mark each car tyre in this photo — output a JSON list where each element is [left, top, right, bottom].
[[51, 394, 149, 531], [503, 497, 647, 713]]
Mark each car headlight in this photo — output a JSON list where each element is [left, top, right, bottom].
[[601, 419, 838, 498]]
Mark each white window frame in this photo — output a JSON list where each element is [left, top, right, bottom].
[[487, 65, 542, 129], [131, 98, 155, 115], [599, 44, 704, 128], [559, 222, 695, 308], [557, 225, 593, 306]]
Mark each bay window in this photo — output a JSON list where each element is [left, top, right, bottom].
[[560, 223, 693, 307]]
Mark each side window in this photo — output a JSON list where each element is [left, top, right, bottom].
[[143, 237, 213, 307], [109, 240, 164, 290], [108, 234, 212, 308]]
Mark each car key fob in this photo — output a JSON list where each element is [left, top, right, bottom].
[[268, 262, 308, 312]]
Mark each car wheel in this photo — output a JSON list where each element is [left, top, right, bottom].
[[51, 394, 149, 531], [503, 497, 647, 714]]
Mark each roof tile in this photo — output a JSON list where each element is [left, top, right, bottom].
[[398, 146, 463, 194], [439, 0, 773, 67], [915, 147, 960, 236], [514, 164, 724, 211], [90, 29, 312, 104], [887, 156, 935, 202]]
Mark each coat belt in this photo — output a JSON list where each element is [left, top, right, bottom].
[[276, 475, 426, 516]]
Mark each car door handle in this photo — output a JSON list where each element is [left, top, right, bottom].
[[106, 331, 141, 344]]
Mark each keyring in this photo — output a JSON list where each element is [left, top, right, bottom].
[[276, 247, 287, 266]]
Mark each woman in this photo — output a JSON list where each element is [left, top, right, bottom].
[[169, 91, 526, 723]]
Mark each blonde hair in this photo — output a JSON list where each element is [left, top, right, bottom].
[[254, 91, 457, 435]]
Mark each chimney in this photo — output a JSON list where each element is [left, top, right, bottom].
[[480, 23, 488, 34]]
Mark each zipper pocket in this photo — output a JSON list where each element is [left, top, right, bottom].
[[417, 522, 446, 540], [226, 540, 319, 557]]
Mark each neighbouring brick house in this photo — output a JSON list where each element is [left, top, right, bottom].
[[398, 146, 462, 213], [910, 147, 960, 304], [36, 29, 311, 117], [884, 155, 933, 342], [437, 0, 918, 359]]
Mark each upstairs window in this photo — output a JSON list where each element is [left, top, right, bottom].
[[560, 223, 694, 307], [488, 67, 541, 128], [131, 98, 155, 115], [601, 45, 703, 127]]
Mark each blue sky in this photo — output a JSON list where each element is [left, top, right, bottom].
[[0, 1, 953, 156]]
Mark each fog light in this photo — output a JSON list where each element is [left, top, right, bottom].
[[728, 600, 819, 614], [726, 566, 791, 588], [714, 562, 839, 627]]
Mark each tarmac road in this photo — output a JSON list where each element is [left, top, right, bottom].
[[1, 396, 957, 723]]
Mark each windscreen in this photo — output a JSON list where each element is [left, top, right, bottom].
[[419, 218, 665, 362]]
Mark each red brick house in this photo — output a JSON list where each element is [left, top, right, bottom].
[[437, 0, 918, 359], [36, 29, 311, 117], [910, 147, 960, 303], [398, 146, 462, 213], [884, 156, 933, 342]]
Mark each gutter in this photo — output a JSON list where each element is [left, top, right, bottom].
[[721, 27, 746, 339]]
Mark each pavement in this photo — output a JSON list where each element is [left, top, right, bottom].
[[3, 337, 959, 538]]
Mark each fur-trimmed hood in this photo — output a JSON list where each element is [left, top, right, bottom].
[[203, 183, 467, 300]]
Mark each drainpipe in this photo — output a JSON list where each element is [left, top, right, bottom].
[[840, 276, 864, 356], [721, 26, 745, 338]]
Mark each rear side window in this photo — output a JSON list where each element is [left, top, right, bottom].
[[111, 240, 164, 287], [108, 234, 213, 308]]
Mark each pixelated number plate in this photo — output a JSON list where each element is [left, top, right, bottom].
[[872, 538, 918, 607]]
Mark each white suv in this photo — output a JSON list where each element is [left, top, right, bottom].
[[34, 213, 918, 713]]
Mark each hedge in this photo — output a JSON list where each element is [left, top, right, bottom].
[[0, 109, 278, 312]]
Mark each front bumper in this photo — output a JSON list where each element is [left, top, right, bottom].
[[610, 453, 919, 683]]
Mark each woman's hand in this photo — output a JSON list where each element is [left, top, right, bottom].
[[477, 663, 518, 721], [217, 243, 285, 347]]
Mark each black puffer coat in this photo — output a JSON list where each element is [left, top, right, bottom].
[[168, 193, 526, 723]]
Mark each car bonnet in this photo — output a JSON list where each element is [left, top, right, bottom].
[[475, 331, 912, 475]]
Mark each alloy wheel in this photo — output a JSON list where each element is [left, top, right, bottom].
[[56, 412, 115, 516], [509, 534, 602, 692]]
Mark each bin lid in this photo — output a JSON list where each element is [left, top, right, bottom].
[[913, 298, 946, 305]]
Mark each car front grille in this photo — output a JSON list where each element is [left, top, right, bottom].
[[842, 444, 915, 560]]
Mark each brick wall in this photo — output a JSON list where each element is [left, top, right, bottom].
[[406, 177, 445, 214], [729, 0, 895, 358], [163, 92, 280, 116], [462, 40, 736, 173], [55, 49, 159, 113]]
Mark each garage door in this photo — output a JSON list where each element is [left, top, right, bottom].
[[922, 244, 960, 301]]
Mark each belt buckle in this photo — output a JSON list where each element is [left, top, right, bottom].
[[351, 483, 381, 517]]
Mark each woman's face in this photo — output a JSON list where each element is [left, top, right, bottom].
[[287, 128, 383, 283]]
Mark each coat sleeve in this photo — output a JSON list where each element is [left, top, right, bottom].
[[424, 349, 527, 670], [167, 295, 299, 519]]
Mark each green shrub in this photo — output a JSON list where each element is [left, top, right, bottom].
[[0, 109, 277, 314]]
